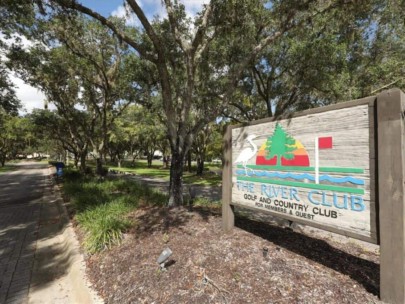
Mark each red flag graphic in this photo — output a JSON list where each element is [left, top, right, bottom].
[[318, 137, 333, 149]]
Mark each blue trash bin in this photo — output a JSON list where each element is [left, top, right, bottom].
[[55, 162, 65, 177]]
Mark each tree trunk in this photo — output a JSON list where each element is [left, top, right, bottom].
[[117, 157, 122, 168], [74, 154, 79, 169], [110, 152, 116, 164], [187, 151, 192, 172], [79, 151, 87, 173], [266, 97, 273, 117], [196, 156, 205, 176], [168, 150, 185, 207], [147, 154, 153, 168], [96, 158, 103, 175]]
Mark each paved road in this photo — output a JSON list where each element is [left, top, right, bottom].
[[0, 163, 47, 304]]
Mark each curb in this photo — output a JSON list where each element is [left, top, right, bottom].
[[29, 168, 103, 304], [55, 183, 104, 304]]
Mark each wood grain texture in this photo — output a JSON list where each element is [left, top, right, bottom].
[[377, 89, 405, 304], [231, 103, 376, 242], [368, 102, 379, 243]]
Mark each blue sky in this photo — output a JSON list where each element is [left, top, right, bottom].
[[15, 0, 208, 113], [81, 0, 122, 16], [80, 0, 166, 19]]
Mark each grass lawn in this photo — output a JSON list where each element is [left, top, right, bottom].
[[0, 165, 17, 174], [106, 159, 222, 186]]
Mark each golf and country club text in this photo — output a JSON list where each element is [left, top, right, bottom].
[[236, 181, 365, 220]]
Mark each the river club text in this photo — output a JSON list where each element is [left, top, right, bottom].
[[235, 181, 365, 220]]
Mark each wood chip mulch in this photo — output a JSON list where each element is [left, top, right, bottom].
[[83, 206, 381, 304]]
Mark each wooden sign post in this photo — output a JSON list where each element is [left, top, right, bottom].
[[222, 89, 405, 304], [377, 89, 405, 304]]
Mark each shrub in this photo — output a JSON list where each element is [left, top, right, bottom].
[[77, 198, 133, 253], [62, 172, 167, 253]]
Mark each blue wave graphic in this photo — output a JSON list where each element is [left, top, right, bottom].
[[236, 169, 364, 185]]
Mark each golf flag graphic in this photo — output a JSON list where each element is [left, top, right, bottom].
[[318, 137, 333, 149], [315, 136, 333, 184]]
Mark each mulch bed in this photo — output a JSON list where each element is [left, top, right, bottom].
[[83, 206, 381, 304]]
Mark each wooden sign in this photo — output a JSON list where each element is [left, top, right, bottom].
[[222, 89, 405, 304], [230, 101, 376, 242]]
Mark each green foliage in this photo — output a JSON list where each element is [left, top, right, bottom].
[[3, 0, 405, 207], [0, 165, 16, 174], [0, 66, 20, 115], [223, 1, 405, 121], [107, 159, 221, 186], [111, 104, 167, 168], [265, 123, 295, 166], [193, 197, 221, 208], [63, 170, 168, 253], [5, 14, 141, 171], [76, 198, 132, 253], [0, 112, 35, 165]]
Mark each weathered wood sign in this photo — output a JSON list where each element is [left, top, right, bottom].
[[222, 89, 405, 304], [231, 102, 376, 242]]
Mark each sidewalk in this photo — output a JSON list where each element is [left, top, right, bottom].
[[0, 164, 44, 304], [0, 202, 40, 304], [0, 163, 101, 304], [28, 169, 102, 304]]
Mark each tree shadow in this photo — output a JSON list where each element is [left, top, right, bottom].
[[235, 215, 380, 296], [128, 197, 225, 241], [130, 206, 195, 238], [0, 163, 74, 303]]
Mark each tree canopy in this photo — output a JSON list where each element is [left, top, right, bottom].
[[1, 0, 404, 205]]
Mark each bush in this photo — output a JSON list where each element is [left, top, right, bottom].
[[63, 167, 83, 180], [62, 172, 167, 253], [77, 198, 133, 253]]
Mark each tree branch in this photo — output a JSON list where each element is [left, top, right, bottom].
[[252, 66, 267, 102], [370, 78, 403, 94], [192, 3, 213, 55], [194, 28, 216, 61], [163, 0, 190, 52], [52, 0, 157, 62], [126, 0, 163, 57], [215, 0, 342, 119]]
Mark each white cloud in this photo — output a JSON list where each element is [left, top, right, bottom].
[[111, 4, 140, 26], [1, 33, 52, 114], [145, 0, 208, 19], [0, 33, 34, 50], [182, 0, 210, 18], [9, 75, 49, 114], [0, 33, 34, 62], [111, 0, 209, 25]]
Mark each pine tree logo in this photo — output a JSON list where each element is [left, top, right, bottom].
[[265, 123, 296, 166]]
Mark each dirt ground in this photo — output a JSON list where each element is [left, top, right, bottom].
[[82, 206, 381, 304]]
